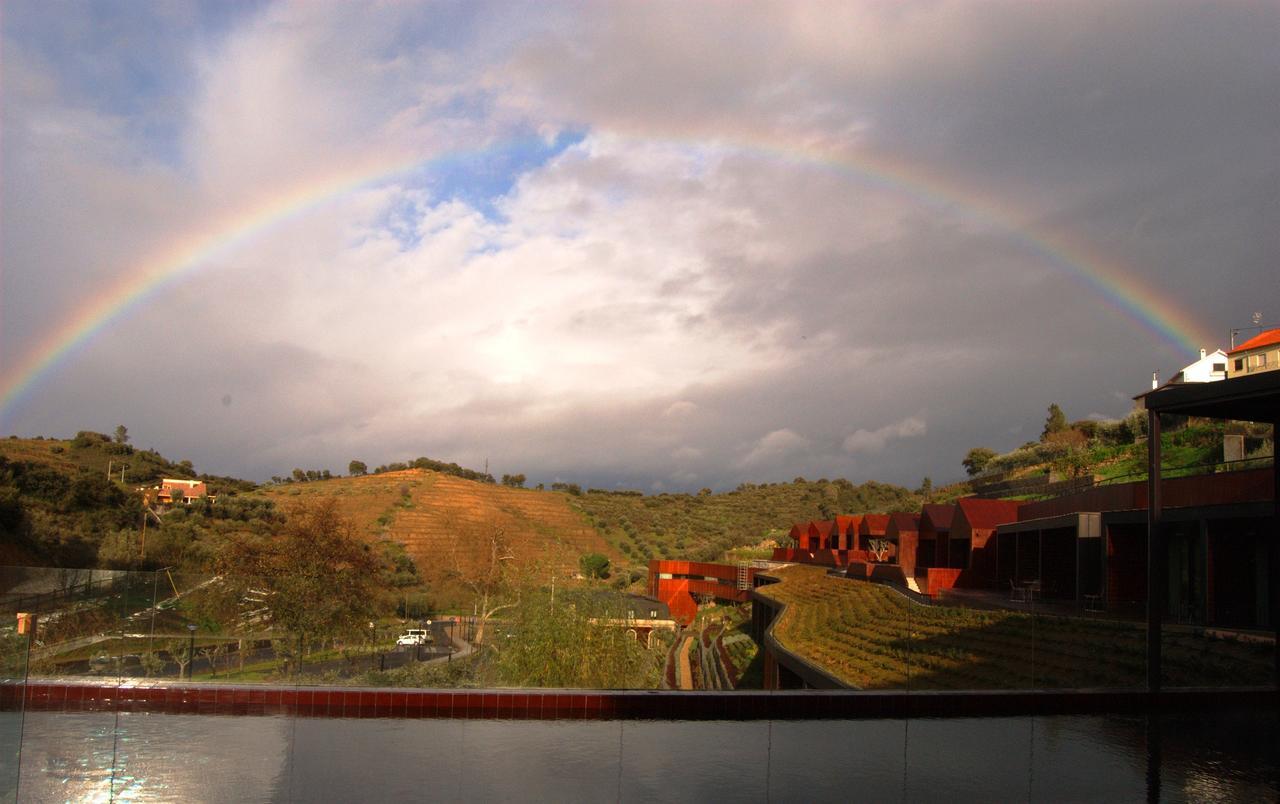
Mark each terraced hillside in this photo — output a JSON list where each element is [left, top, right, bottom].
[[260, 470, 615, 608], [756, 565, 1272, 690]]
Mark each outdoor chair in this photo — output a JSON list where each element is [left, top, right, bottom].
[[1009, 579, 1027, 603]]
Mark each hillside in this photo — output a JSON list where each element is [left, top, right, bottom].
[[571, 478, 921, 564], [257, 469, 616, 609], [0, 433, 271, 569]]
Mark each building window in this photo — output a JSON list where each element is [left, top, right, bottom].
[[650, 609, 658, 618], [1259, 353, 1269, 368], [658, 573, 672, 580], [1212, 362, 1225, 373], [1235, 358, 1244, 371]]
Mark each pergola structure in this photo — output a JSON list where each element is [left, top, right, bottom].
[[1142, 370, 1280, 690]]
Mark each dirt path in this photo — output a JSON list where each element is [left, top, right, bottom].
[[677, 635, 694, 690]]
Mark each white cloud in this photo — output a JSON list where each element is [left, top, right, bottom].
[[843, 416, 927, 455], [740, 429, 810, 467]]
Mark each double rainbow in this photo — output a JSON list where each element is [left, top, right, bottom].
[[0, 133, 1214, 424]]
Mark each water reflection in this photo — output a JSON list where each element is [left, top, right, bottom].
[[4, 709, 1277, 802]]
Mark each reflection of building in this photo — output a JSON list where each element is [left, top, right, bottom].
[[1227, 327, 1280, 377], [141, 478, 213, 506]]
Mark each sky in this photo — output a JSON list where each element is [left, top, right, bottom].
[[2, 1, 1277, 491]]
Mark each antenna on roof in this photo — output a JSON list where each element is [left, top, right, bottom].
[[1229, 313, 1265, 349]]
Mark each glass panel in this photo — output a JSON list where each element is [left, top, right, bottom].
[[1160, 516, 1275, 688], [1, 567, 33, 802]]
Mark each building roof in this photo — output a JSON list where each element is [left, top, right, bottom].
[[920, 504, 956, 532], [809, 520, 835, 538], [858, 514, 890, 534], [1227, 327, 1280, 355], [955, 497, 1021, 530], [1142, 369, 1280, 422], [886, 513, 920, 536], [833, 515, 861, 535]]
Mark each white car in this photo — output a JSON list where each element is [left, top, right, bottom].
[[396, 627, 432, 647]]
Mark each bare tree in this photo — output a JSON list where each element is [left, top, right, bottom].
[[446, 524, 521, 647]]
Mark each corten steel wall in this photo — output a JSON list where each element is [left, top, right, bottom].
[[1107, 523, 1148, 604], [769, 548, 844, 567], [808, 521, 836, 550], [920, 505, 956, 568], [886, 515, 922, 579], [857, 515, 890, 551], [1018, 468, 1273, 520], [647, 560, 755, 625]]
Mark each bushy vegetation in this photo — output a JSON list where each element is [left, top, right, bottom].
[[757, 566, 1272, 689], [572, 478, 919, 565], [963, 404, 1273, 491], [369, 456, 496, 484], [0, 436, 268, 570]]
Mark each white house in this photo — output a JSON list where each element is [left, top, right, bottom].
[[1168, 348, 1228, 384]]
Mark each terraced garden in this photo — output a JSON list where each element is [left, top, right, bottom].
[[755, 565, 1273, 690]]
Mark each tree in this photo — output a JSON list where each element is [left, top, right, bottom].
[[445, 524, 520, 646], [348, 460, 367, 476], [918, 477, 933, 501], [1042, 403, 1068, 440], [501, 473, 526, 488], [217, 499, 382, 646], [114, 425, 129, 445], [962, 447, 997, 477], [579, 553, 611, 579]]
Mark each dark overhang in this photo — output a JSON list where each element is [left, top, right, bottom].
[[1140, 370, 1280, 421]]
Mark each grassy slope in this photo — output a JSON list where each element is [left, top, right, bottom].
[[756, 565, 1272, 689], [257, 470, 617, 609]]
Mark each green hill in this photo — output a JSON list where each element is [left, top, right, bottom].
[[569, 478, 921, 564], [0, 432, 262, 568]]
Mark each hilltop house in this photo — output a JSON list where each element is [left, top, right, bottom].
[[1227, 327, 1280, 378], [142, 478, 212, 507]]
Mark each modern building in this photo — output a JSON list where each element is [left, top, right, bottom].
[[647, 559, 758, 624]]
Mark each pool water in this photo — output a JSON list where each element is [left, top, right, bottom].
[[3, 710, 1277, 802]]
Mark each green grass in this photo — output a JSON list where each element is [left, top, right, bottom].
[[756, 565, 1272, 690]]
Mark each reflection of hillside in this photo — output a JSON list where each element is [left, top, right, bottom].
[[758, 565, 1271, 690]]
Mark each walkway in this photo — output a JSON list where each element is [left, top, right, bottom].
[[676, 634, 694, 690]]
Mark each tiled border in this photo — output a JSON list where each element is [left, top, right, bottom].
[[0, 681, 1274, 720]]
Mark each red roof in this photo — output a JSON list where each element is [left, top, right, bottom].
[[810, 520, 835, 538], [833, 515, 860, 535], [955, 497, 1021, 530], [886, 513, 920, 536], [1228, 327, 1280, 355], [920, 504, 956, 532], [858, 514, 890, 535]]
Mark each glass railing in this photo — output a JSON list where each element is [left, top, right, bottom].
[[2, 562, 1276, 801]]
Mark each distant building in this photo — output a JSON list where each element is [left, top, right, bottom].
[[141, 478, 212, 506], [1169, 348, 1228, 384], [1227, 327, 1280, 378]]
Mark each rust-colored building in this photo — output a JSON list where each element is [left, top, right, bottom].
[[920, 503, 956, 568], [953, 498, 1023, 584], [885, 513, 922, 578], [647, 559, 756, 625]]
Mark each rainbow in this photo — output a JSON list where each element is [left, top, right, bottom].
[[0, 131, 1216, 424]]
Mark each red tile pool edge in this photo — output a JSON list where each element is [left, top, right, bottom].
[[1, 682, 1275, 719]]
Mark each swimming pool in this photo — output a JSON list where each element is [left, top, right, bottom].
[[4, 708, 1276, 802]]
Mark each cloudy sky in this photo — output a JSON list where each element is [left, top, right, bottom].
[[2, 1, 1277, 490]]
